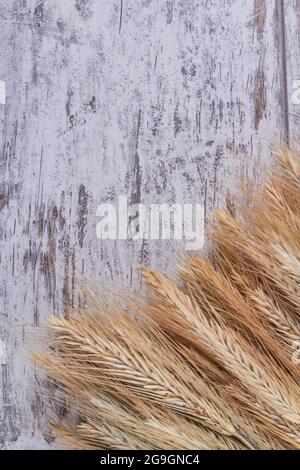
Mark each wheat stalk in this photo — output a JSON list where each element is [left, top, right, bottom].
[[141, 270, 300, 428], [49, 314, 243, 440], [37, 148, 300, 450]]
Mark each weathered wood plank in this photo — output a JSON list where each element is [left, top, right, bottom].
[[0, 0, 289, 449]]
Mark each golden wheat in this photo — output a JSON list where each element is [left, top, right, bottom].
[[37, 148, 300, 450]]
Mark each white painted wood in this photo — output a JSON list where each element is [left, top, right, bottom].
[[0, 0, 292, 449], [0, 81, 6, 105]]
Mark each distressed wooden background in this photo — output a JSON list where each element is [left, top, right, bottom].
[[0, 0, 299, 449]]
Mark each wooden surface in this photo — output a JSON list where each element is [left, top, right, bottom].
[[0, 0, 297, 449]]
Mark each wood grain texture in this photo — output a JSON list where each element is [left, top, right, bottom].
[[0, 0, 293, 449]]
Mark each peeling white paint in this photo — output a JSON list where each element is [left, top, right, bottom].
[[0, 340, 7, 364], [0, 80, 6, 104]]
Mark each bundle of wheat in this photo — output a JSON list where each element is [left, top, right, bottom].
[[37, 149, 300, 450]]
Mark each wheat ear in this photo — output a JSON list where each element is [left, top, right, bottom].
[[142, 269, 300, 427]]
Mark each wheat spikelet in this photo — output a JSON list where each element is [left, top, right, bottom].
[[37, 148, 300, 449], [249, 288, 300, 350]]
